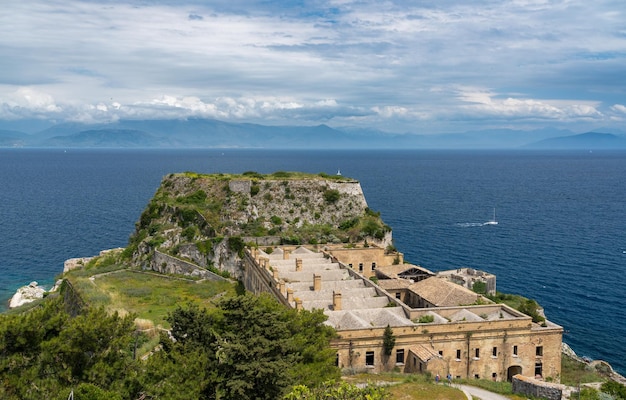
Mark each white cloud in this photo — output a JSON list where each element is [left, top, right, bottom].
[[611, 104, 626, 114], [0, 0, 625, 133]]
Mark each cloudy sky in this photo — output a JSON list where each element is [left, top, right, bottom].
[[1, 0, 625, 134]]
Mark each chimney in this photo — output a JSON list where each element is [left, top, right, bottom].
[[295, 258, 302, 271], [283, 249, 291, 260], [313, 274, 321, 291], [295, 298, 303, 311], [333, 291, 342, 311], [287, 288, 294, 303]]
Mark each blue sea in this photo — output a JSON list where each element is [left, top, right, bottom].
[[1, 148, 624, 375]]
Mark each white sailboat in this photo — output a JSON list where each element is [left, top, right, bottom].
[[484, 208, 498, 225]]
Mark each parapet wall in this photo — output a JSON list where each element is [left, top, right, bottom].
[[512, 374, 563, 400]]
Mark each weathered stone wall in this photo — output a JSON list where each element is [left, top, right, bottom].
[[512, 375, 563, 400], [229, 180, 252, 193], [327, 246, 402, 278], [151, 250, 228, 281]]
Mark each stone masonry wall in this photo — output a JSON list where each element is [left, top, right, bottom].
[[512, 375, 563, 400], [151, 250, 228, 281]]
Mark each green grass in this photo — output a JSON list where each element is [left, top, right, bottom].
[[180, 170, 356, 182], [343, 373, 466, 400], [71, 270, 237, 328], [560, 354, 607, 386]]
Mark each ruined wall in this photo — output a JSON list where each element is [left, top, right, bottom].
[[329, 246, 402, 278], [151, 250, 228, 281], [512, 375, 563, 400]]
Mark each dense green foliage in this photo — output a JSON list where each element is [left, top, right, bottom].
[[487, 292, 546, 323], [141, 293, 340, 399], [0, 289, 340, 399], [601, 381, 626, 399], [0, 296, 139, 399]]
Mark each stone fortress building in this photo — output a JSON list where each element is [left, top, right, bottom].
[[128, 172, 563, 383], [242, 244, 563, 382]]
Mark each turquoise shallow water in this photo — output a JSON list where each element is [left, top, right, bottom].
[[1, 148, 624, 374]]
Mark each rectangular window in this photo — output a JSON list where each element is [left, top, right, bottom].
[[474, 374, 480, 379], [475, 348, 480, 358], [396, 349, 405, 364], [365, 351, 374, 366], [492, 347, 497, 357], [456, 349, 461, 360], [335, 353, 339, 366], [536, 346, 543, 356], [438, 350, 443, 356], [513, 345, 518, 356], [348, 263, 353, 268], [371, 262, 376, 271], [395, 292, 401, 299], [359, 263, 363, 272], [535, 362, 543, 377]]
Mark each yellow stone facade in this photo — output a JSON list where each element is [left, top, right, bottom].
[[243, 244, 563, 382]]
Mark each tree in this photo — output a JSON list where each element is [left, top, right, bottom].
[[382, 324, 396, 357], [0, 296, 139, 400], [141, 293, 340, 400]]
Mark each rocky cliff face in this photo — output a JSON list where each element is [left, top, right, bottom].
[[129, 172, 392, 278]]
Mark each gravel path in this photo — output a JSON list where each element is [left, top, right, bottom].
[[455, 384, 511, 400]]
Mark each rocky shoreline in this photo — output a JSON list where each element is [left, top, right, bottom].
[[7, 248, 122, 309], [8, 281, 47, 308]]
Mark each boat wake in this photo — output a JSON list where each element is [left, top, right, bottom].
[[455, 222, 486, 228], [454, 221, 499, 228]]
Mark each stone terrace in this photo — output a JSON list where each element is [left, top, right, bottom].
[[261, 247, 413, 329], [253, 246, 538, 331]]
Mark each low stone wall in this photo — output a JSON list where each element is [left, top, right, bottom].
[[512, 374, 563, 400], [151, 250, 228, 281]]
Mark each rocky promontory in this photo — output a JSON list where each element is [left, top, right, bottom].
[[9, 281, 46, 308]]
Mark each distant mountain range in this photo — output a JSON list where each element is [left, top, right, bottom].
[[1, 118, 625, 149]]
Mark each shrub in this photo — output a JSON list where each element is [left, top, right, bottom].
[[418, 315, 434, 323], [601, 381, 626, 399], [323, 189, 340, 203], [177, 190, 207, 205], [182, 226, 197, 241], [227, 236, 245, 256], [250, 184, 260, 196], [472, 281, 487, 294], [242, 171, 264, 179]]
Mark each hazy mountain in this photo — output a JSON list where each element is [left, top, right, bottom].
[[525, 132, 626, 150], [1, 118, 623, 149], [0, 129, 31, 147], [42, 129, 173, 148]]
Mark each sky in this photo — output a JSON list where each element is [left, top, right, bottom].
[[1, 0, 625, 134]]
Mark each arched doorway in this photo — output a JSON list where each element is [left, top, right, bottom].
[[507, 365, 522, 381]]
